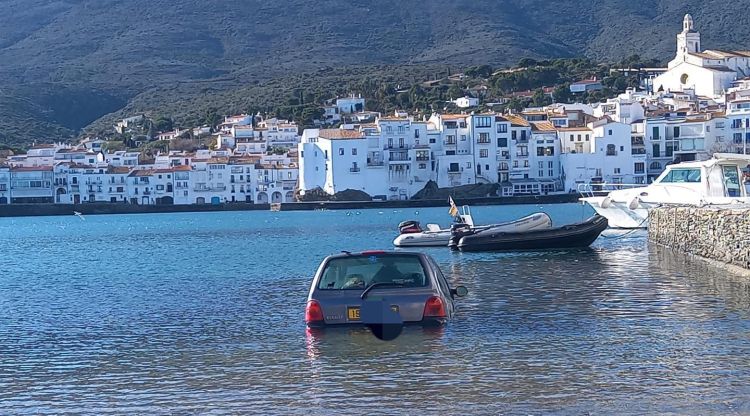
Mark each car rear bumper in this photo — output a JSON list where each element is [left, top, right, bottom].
[[306, 317, 447, 328]]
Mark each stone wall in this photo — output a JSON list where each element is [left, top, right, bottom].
[[649, 206, 750, 271]]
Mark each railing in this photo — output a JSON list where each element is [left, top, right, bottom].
[[367, 161, 385, 166], [384, 144, 410, 150], [349, 167, 361, 173], [389, 157, 411, 162], [577, 182, 648, 197], [606, 151, 618, 156], [447, 168, 463, 174], [516, 153, 528, 157], [631, 148, 646, 155], [415, 157, 429, 161]]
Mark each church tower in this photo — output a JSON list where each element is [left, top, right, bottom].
[[676, 14, 701, 57]]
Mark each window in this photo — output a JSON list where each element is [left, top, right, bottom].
[[478, 133, 490, 143], [545, 147, 555, 156], [658, 168, 701, 183], [620, 146, 624, 152], [538, 161, 544, 169], [480, 149, 488, 158], [156, 185, 164, 190], [339, 148, 344, 155], [461, 135, 467, 141], [673, 127, 680, 138], [466, 162, 472, 168], [476, 116, 492, 128], [415, 130, 420, 138], [606, 144, 616, 156], [653, 144, 661, 156], [634, 162, 645, 174], [513, 160, 519, 168], [608, 130, 613, 136], [429, 138, 436, 144], [548, 169, 553, 177], [498, 137, 507, 147], [537, 147, 545, 156], [614, 168, 621, 174], [524, 160, 529, 167], [352, 148, 357, 155], [539, 170, 544, 177], [652, 126, 660, 140], [570, 135, 574, 142], [418, 163, 427, 169], [512, 131, 517, 140], [449, 162, 460, 173], [459, 122, 467, 128], [585, 134, 590, 141], [548, 161, 553, 168], [324, 150, 328, 159], [497, 124, 508, 133], [650, 161, 661, 170]]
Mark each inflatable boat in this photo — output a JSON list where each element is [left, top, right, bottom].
[[393, 212, 553, 247], [451, 215, 608, 252]]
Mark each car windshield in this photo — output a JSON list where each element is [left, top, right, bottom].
[[317, 255, 428, 290]]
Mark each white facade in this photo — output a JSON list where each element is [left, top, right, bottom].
[[0, 166, 10, 204], [336, 96, 366, 114], [654, 14, 750, 98], [454, 96, 479, 108]]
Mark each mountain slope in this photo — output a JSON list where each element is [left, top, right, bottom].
[[0, 0, 748, 145]]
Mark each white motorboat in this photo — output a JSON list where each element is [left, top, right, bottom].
[[580, 153, 750, 229], [393, 207, 553, 247]]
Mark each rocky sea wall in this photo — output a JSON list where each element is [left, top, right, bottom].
[[649, 206, 750, 271]]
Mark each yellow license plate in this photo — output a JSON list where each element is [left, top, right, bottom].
[[347, 307, 360, 321]]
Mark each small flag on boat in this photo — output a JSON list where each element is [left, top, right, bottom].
[[448, 196, 459, 217]]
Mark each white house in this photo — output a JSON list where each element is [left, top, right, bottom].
[[454, 96, 479, 108], [9, 166, 54, 203], [336, 95, 366, 114]]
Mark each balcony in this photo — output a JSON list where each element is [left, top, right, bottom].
[[349, 167, 361, 173], [516, 153, 529, 158], [606, 150, 618, 156], [143, 190, 152, 195], [384, 144, 411, 150], [214, 185, 227, 191], [631, 148, 646, 155], [447, 168, 463, 174], [415, 156, 429, 162], [444, 140, 457, 146], [367, 161, 385, 167]]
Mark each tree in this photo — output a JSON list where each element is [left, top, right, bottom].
[[506, 97, 525, 112], [531, 88, 550, 107], [300, 106, 324, 126], [154, 117, 173, 132], [517, 58, 538, 68], [553, 84, 572, 103]]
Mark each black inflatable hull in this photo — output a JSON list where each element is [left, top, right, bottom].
[[456, 215, 609, 252]]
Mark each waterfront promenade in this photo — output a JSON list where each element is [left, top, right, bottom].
[[0, 193, 580, 217]]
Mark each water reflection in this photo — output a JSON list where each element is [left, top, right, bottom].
[[1, 209, 750, 414]]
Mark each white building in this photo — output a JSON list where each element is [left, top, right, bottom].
[[653, 14, 750, 98], [336, 95, 366, 114], [0, 166, 10, 204], [9, 166, 54, 203], [454, 96, 479, 108]]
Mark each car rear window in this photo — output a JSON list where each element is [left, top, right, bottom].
[[317, 255, 429, 290]]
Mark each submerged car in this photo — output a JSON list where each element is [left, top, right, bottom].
[[305, 251, 468, 327]]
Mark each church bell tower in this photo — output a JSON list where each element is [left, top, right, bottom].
[[676, 14, 701, 57]]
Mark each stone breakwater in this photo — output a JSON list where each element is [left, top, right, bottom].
[[649, 206, 750, 271]]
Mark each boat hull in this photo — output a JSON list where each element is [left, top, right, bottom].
[[457, 215, 608, 252], [581, 197, 649, 229]]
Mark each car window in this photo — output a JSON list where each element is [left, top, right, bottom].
[[317, 255, 428, 290], [429, 258, 453, 299]]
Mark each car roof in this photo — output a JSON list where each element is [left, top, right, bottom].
[[325, 250, 427, 261]]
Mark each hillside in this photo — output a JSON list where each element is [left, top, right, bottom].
[[0, 0, 749, 145]]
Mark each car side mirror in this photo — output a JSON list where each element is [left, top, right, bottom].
[[451, 286, 468, 298]]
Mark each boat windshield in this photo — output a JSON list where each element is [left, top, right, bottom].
[[318, 255, 428, 290], [658, 168, 701, 184]]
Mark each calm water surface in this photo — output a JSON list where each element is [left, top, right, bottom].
[[1, 204, 750, 414]]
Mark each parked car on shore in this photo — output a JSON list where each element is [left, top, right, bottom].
[[305, 251, 467, 327]]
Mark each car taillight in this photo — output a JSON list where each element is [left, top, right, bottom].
[[305, 300, 324, 324], [423, 296, 446, 318]]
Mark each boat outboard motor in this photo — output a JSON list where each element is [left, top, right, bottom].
[[398, 220, 423, 234], [448, 223, 473, 251]]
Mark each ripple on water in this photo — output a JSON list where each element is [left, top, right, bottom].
[[1, 207, 750, 414]]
